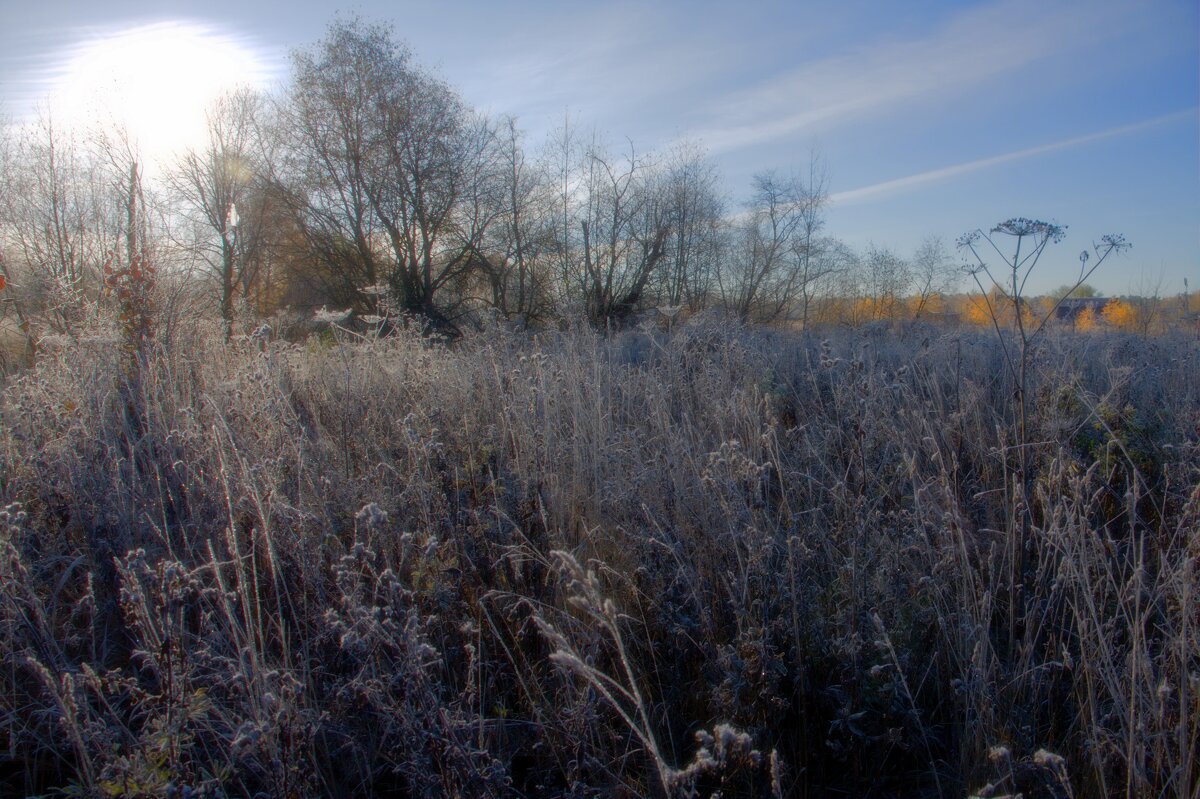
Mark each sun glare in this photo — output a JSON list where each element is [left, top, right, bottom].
[[47, 21, 274, 168]]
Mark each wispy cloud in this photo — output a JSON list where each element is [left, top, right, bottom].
[[692, 0, 1137, 154], [829, 109, 1196, 206], [452, 2, 734, 138]]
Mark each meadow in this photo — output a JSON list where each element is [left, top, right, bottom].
[[0, 316, 1196, 798]]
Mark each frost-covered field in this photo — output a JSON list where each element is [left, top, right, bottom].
[[1, 318, 1196, 798]]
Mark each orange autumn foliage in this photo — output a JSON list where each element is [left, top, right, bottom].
[[850, 295, 905, 323], [960, 287, 1039, 329], [1101, 299, 1137, 331], [1075, 306, 1099, 332], [964, 294, 993, 327]]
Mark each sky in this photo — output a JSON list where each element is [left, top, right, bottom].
[[1, 0, 1196, 296]]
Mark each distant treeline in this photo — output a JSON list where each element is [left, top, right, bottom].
[[4, 16, 1195, 349]]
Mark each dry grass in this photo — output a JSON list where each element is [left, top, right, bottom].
[[0, 315, 1195, 797]]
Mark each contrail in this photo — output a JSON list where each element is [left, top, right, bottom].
[[830, 108, 1196, 206]]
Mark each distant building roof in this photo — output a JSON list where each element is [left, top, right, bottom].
[[1054, 297, 1109, 321]]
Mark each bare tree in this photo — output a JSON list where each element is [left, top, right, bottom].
[[789, 235, 843, 328], [719, 168, 827, 321], [909, 235, 956, 320], [861, 244, 911, 321], [1126, 268, 1166, 335], [541, 113, 581, 315], [801, 237, 856, 325], [467, 117, 554, 322], [279, 25, 383, 310], [371, 71, 493, 327], [656, 140, 725, 311], [0, 113, 119, 335], [540, 122, 684, 325], [577, 138, 671, 325], [284, 18, 494, 332], [0, 112, 37, 362], [168, 88, 269, 338], [789, 156, 831, 328]]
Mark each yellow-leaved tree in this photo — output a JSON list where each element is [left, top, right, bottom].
[[961, 285, 1037, 329], [1075, 305, 1099, 332], [963, 293, 994, 327], [1101, 298, 1137, 331]]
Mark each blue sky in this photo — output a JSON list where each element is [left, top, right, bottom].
[[2, 0, 1196, 296]]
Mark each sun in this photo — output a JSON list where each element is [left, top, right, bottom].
[[48, 21, 275, 168]]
